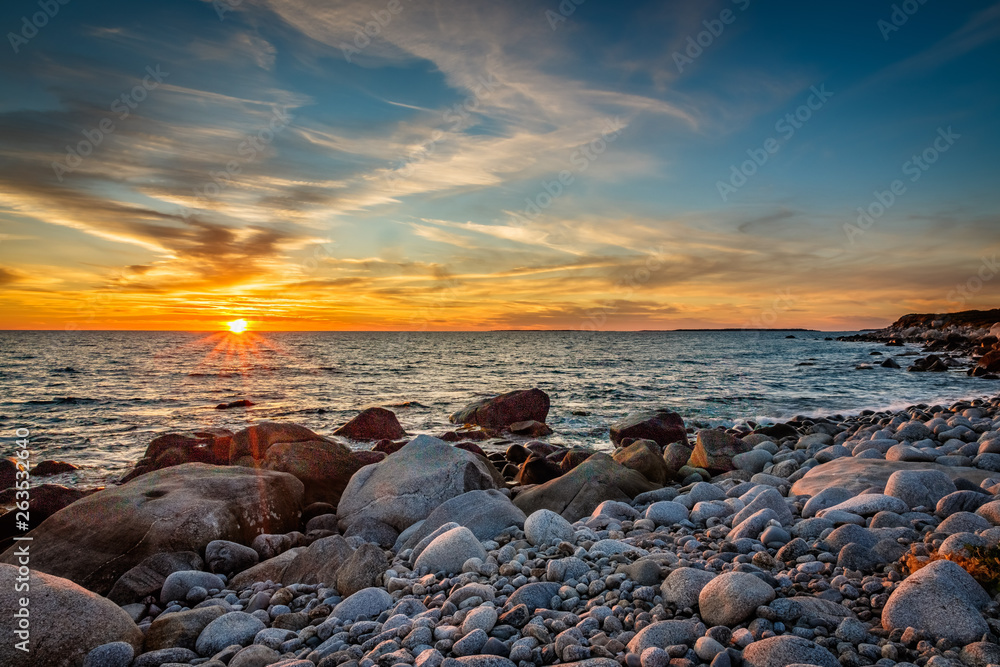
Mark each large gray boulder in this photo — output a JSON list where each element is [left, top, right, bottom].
[[512, 453, 657, 522], [609, 409, 687, 448], [0, 463, 303, 595], [742, 635, 839, 667], [882, 559, 990, 643], [698, 572, 775, 626], [0, 565, 143, 667], [413, 526, 487, 575], [660, 567, 716, 609], [338, 435, 499, 534], [791, 458, 992, 496], [403, 489, 525, 549]]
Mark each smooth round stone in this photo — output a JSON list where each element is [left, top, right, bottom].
[[524, 509, 575, 546], [644, 501, 689, 526], [760, 526, 790, 545], [741, 635, 838, 667], [882, 559, 990, 644], [83, 642, 135, 667], [160, 571, 225, 605], [698, 572, 775, 626], [695, 636, 725, 661], [461, 606, 498, 635], [194, 612, 266, 656]]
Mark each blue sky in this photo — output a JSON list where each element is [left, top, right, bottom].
[[1, 0, 998, 330]]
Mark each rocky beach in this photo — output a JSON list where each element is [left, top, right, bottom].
[[5, 347, 1000, 667]]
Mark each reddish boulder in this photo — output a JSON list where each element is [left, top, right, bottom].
[[230, 422, 325, 466], [609, 410, 687, 448], [29, 460, 80, 476], [334, 407, 406, 441], [559, 448, 595, 474], [454, 441, 487, 457], [354, 450, 386, 467], [689, 429, 752, 472], [613, 440, 669, 485], [449, 388, 550, 428], [262, 440, 362, 506], [976, 349, 1000, 373], [515, 455, 562, 486], [372, 439, 407, 455], [509, 420, 553, 437]]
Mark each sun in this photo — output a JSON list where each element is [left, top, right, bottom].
[[227, 319, 248, 334]]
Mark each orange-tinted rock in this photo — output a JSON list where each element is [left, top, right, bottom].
[[450, 388, 550, 428], [334, 407, 406, 441]]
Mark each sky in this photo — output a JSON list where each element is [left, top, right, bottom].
[[0, 0, 998, 331]]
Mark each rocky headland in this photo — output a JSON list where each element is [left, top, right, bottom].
[[5, 385, 1000, 667], [838, 308, 1000, 377]]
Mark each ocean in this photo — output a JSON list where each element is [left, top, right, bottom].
[[0, 330, 994, 489]]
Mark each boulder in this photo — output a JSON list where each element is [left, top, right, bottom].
[[261, 439, 361, 506], [790, 458, 992, 497], [29, 460, 80, 476], [512, 453, 658, 522], [281, 535, 354, 586], [515, 455, 562, 485], [449, 389, 550, 428], [0, 463, 302, 595], [195, 611, 265, 656], [333, 407, 406, 441], [741, 636, 839, 667], [205, 540, 259, 576], [0, 564, 142, 667], [698, 572, 775, 626], [660, 567, 716, 609], [609, 410, 686, 448], [882, 559, 990, 644], [689, 430, 751, 472], [0, 483, 89, 548], [413, 526, 487, 575], [336, 542, 389, 597], [403, 489, 525, 549], [0, 457, 17, 491], [612, 440, 669, 485], [107, 551, 204, 606], [524, 509, 575, 546], [160, 570, 225, 604], [662, 442, 692, 473], [229, 421, 326, 466], [337, 435, 499, 534], [331, 587, 394, 621], [144, 605, 227, 651], [229, 547, 306, 590], [626, 620, 699, 654], [509, 420, 553, 437]]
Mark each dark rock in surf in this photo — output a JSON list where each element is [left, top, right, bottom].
[[450, 388, 550, 429]]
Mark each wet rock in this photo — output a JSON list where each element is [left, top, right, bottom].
[[450, 389, 550, 428], [609, 410, 687, 448], [333, 407, 406, 441]]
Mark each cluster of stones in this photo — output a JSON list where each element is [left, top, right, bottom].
[[4, 391, 1000, 667], [837, 312, 1000, 377]]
